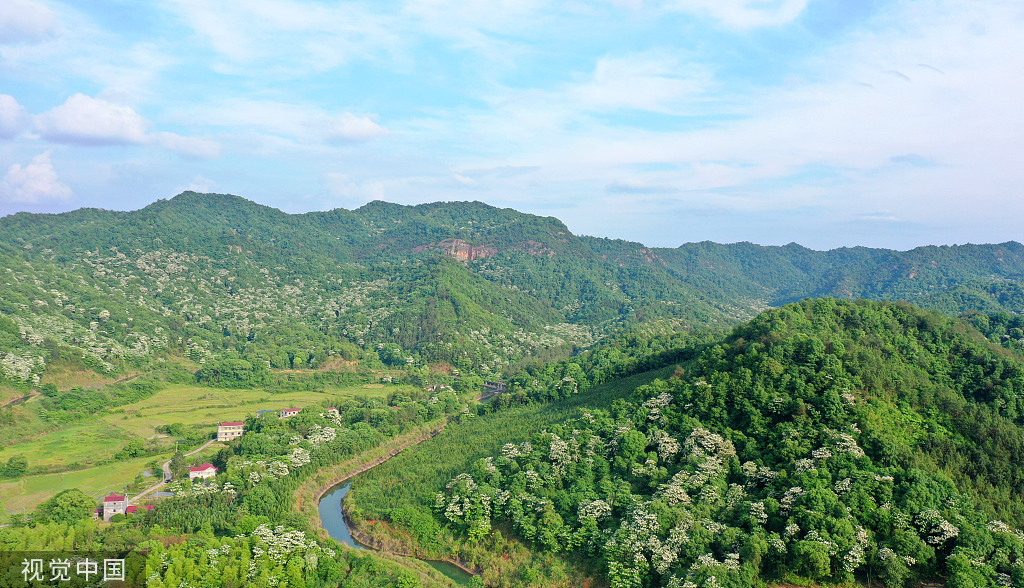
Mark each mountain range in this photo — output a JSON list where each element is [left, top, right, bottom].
[[2, 191, 1023, 384]]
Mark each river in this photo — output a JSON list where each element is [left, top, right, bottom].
[[318, 482, 475, 586]]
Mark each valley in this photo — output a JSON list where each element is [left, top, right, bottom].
[[1, 194, 1023, 587]]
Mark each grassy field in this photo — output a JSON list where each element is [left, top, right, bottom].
[[38, 365, 129, 390], [0, 379, 415, 521], [102, 382, 404, 438], [2, 419, 140, 468], [0, 454, 165, 521], [0, 384, 27, 404]]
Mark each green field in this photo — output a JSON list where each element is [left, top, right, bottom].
[[1, 420, 140, 469], [102, 382, 403, 438], [0, 455, 163, 521], [0, 379, 414, 521]]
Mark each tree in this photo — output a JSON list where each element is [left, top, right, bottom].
[[36, 489, 96, 524], [454, 375, 484, 394], [169, 451, 187, 479], [2, 454, 27, 477]]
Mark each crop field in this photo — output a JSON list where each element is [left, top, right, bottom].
[[2, 420, 139, 469], [0, 380, 415, 521], [103, 382, 406, 438], [0, 455, 163, 521]]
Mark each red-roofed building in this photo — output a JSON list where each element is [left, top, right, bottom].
[[126, 505, 155, 515], [280, 408, 300, 419], [102, 494, 128, 520], [326, 407, 339, 417], [188, 463, 218, 480], [217, 421, 244, 442]]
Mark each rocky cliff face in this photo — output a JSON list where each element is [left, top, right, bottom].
[[443, 239, 498, 261], [414, 239, 498, 261]]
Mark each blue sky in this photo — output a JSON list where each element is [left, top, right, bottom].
[[1, 0, 1022, 250]]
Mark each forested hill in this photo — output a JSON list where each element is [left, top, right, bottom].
[[436, 299, 1024, 587], [1, 192, 1024, 385]]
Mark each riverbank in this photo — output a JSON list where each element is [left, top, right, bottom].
[[318, 482, 476, 584], [341, 497, 479, 578], [294, 418, 450, 537], [293, 417, 480, 584]]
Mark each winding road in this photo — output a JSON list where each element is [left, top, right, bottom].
[[130, 438, 218, 504]]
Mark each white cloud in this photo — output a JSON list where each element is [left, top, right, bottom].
[[0, 95, 29, 138], [30, 94, 226, 159], [180, 175, 217, 193], [168, 99, 389, 147], [663, 0, 810, 28], [153, 132, 222, 159], [324, 172, 387, 205], [1, 151, 71, 203], [160, 0, 400, 75], [322, 113, 389, 142], [451, 0, 1024, 231], [35, 93, 149, 145], [570, 53, 711, 113], [0, 0, 57, 44]]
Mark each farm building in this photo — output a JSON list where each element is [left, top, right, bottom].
[[102, 494, 128, 520], [188, 463, 218, 480]]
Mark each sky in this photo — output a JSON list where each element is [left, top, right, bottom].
[[1, 0, 1022, 250]]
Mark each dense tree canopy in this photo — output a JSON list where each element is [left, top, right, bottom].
[[434, 300, 1024, 587]]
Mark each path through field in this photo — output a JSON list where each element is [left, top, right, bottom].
[[132, 438, 217, 504]]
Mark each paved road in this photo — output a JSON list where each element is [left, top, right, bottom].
[[131, 438, 218, 504]]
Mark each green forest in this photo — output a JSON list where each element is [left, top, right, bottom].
[[424, 300, 1024, 587], [2, 192, 1024, 389]]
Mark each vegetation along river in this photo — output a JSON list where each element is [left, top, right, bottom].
[[318, 482, 474, 586]]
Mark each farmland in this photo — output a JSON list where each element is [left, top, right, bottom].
[[0, 380, 415, 521], [101, 382, 402, 438], [0, 455, 160, 520]]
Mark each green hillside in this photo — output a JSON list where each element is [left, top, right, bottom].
[[426, 299, 1024, 587], [2, 192, 1024, 391]]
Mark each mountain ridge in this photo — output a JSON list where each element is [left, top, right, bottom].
[[5, 191, 1021, 253], [2, 191, 1024, 385]]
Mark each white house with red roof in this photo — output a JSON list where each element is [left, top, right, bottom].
[[188, 463, 218, 480], [217, 421, 244, 442], [280, 408, 301, 419], [326, 407, 339, 417], [102, 494, 128, 520], [126, 505, 155, 515]]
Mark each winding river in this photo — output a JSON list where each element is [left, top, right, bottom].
[[318, 482, 474, 586]]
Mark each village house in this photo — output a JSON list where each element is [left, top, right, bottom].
[[188, 463, 217, 480], [326, 407, 339, 417], [217, 421, 244, 442], [280, 408, 301, 419], [126, 505, 155, 515], [102, 494, 128, 520]]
